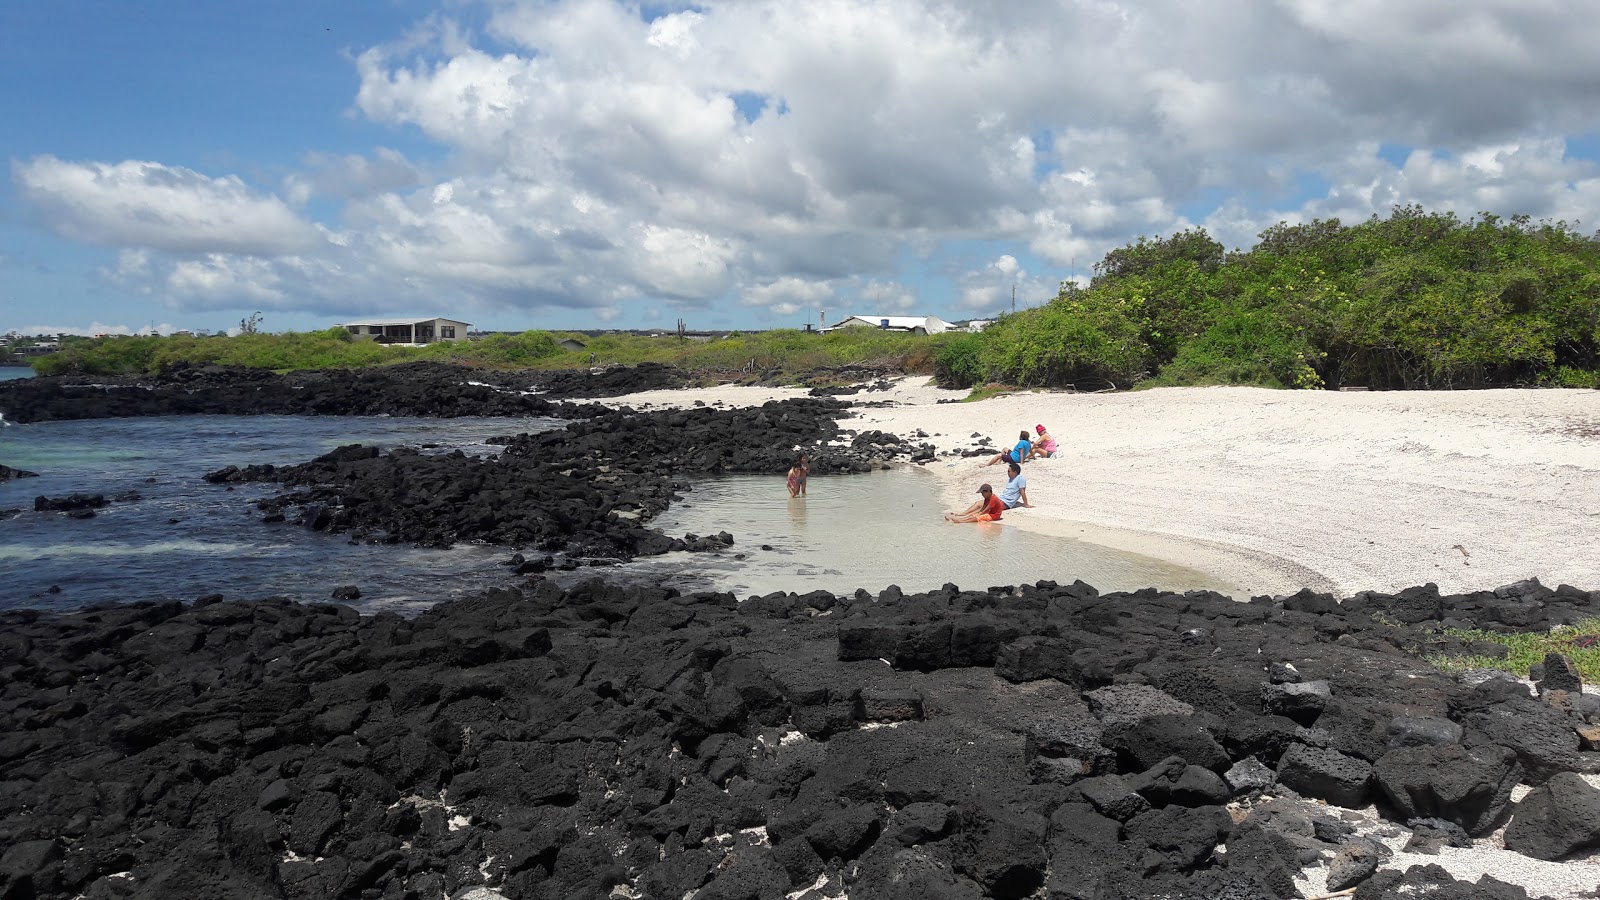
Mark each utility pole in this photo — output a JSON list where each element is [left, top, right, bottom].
[[1011, 284, 1016, 314]]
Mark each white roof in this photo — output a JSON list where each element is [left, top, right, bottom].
[[837, 315, 949, 328], [337, 317, 472, 327]]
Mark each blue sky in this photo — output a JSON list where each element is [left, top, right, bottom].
[[5, 1, 1600, 336]]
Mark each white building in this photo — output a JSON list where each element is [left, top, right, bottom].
[[337, 317, 472, 346], [825, 315, 953, 335]]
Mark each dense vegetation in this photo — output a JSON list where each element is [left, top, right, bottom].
[[27, 205, 1600, 391], [937, 206, 1600, 390], [30, 325, 946, 382]]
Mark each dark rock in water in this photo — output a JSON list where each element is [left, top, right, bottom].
[[34, 493, 108, 512], [214, 396, 921, 562], [0, 360, 618, 423], [0, 464, 39, 479], [330, 585, 361, 601]]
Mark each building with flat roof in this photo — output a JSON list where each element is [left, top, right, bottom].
[[824, 315, 953, 335], [337, 317, 472, 346]]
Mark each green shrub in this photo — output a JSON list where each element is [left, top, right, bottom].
[[1150, 311, 1324, 389]]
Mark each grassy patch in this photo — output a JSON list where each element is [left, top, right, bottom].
[[962, 383, 1014, 403], [1424, 618, 1600, 682]]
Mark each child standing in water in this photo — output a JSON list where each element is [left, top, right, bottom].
[[786, 453, 809, 497]]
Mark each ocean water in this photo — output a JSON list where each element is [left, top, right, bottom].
[[0, 415, 556, 614], [2, 413, 1225, 615], [0, 367, 36, 381]]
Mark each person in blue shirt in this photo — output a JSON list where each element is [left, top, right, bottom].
[[984, 430, 1033, 467], [998, 461, 1032, 509]]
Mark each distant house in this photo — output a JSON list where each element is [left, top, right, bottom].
[[958, 319, 993, 333], [824, 315, 953, 335], [336, 317, 472, 346]]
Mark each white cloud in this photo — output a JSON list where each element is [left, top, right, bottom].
[[954, 255, 1056, 313], [14, 321, 181, 337], [286, 148, 424, 205], [15, 157, 321, 255], [740, 276, 834, 313], [853, 280, 917, 314], [14, 0, 1600, 328]]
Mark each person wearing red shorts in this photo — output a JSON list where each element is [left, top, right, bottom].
[[945, 483, 1007, 523]]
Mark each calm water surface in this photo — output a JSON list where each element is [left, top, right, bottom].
[[2, 413, 1226, 614], [0, 415, 555, 614], [0, 367, 35, 381], [589, 468, 1229, 598]]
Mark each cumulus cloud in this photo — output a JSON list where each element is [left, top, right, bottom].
[[14, 0, 1600, 328], [14, 322, 182, 337], [852, 280, 917, 314], [955, 254, 1057, 313], [740, 276, 834, 317], [285, 148, 424, 205], [15, 157, 322, 256]]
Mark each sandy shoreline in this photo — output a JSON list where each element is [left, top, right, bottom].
[[607, 378, 1600, 598]]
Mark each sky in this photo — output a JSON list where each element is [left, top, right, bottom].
[[4, 1, 1600, 337]]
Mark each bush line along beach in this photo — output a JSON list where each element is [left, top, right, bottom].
[[4, 207, 1600, 900], [26, 207, 1600, 394]]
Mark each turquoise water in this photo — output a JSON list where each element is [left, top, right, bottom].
[[0, 367, 35, 381]]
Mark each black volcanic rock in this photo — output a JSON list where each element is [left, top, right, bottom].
[[215, 397, 922, 560], [0, 464, 38, 479], [0, 361, 611, 423], [34, 493, 108, 512], [1, 578, 1597, 899]]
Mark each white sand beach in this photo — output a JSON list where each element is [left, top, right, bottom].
[[609, 378, 1600, 599], [603, 378, 1600, 900]]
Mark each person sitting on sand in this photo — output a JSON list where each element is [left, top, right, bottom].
[[945, 483, 1007, 523], [984, 431, 1032, 467], [999, 461, 1032, 510], [786, 453, 809, 497], [1028, 424, 1059, 460]]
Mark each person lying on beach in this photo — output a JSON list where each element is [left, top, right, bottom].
[[1028, 424, 1059, 460], [786, 453, 809, 497], [984, 431, 1032, 467], [999, 461, 1032, 509], [945, 483, 1006, 523]]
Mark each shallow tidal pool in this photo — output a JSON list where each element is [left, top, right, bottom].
[[593, 467, 1235, 599]]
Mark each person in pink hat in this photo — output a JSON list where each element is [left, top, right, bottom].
[[1029, 424, 1059, 460]]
